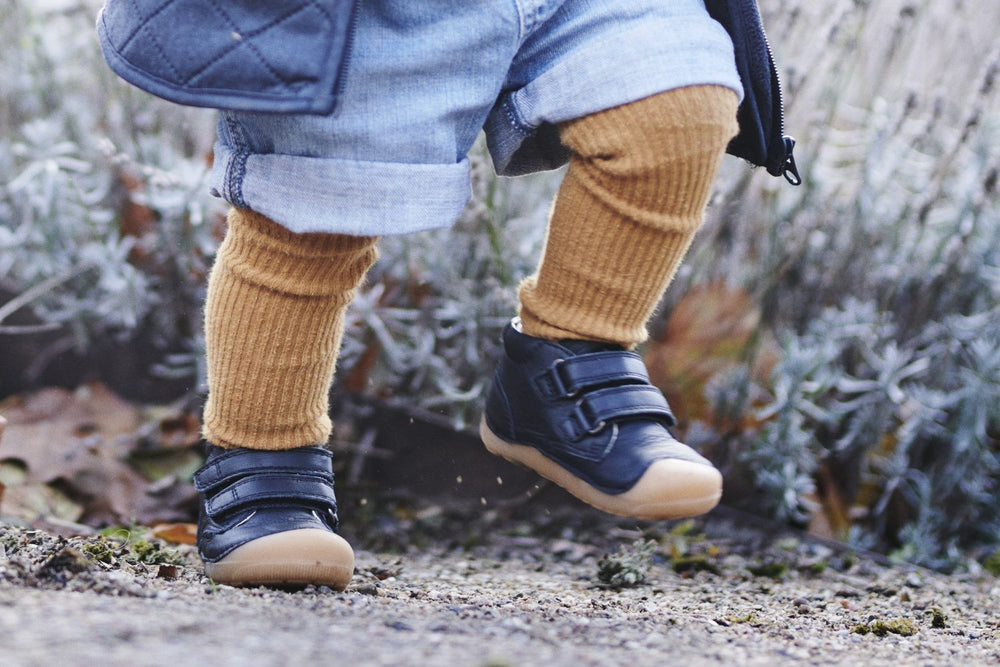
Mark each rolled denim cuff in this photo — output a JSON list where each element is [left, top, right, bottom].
[[487, 18, 743, 176], [211, 142, 472, 235]]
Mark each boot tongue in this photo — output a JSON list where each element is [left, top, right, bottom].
[[558, 338, 626, 355]]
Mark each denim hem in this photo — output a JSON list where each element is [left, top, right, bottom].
[[210, 143, 473, 235], [486, 17, 744, 176]]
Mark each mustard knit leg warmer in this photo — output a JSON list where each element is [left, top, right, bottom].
[[518, 85, 739, 348], [202, 208, 378, 450]]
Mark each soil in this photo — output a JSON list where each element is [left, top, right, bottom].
[[1, 505, 998, 666]]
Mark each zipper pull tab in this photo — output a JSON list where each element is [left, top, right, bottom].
[[781, 136, 802, 186]]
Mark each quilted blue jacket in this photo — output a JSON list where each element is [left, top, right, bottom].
[[97, 0, 358, 114], [97, 0, 797, 181]]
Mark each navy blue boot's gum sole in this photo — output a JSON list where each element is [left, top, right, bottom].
[[480, 418, 722, 519], [204, 529, 354, 589]]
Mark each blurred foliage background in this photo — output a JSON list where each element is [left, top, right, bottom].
[[0, 0, 998, 571]]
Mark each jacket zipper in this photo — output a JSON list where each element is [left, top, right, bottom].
[[758, 14, 801, 185]]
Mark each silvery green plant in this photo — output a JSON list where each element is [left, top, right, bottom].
[[1, 0, 221, 383], [682, 0, 1000, 568]]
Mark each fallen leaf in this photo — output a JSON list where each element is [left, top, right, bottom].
[[0, 479, 84, 523], [30, 516, 99, 538], [132, 476, 200, 526], [0, 383, 142, 481], [645, 282, 780, 428], [0, 383, 150, 524], [129, 448, 203, 482], [152, 522, 198, 545], [158, 412, 203, 449]]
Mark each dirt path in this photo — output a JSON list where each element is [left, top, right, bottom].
[[1, 510, 998, 666]]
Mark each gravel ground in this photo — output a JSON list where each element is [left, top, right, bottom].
[[1, 508, 998, 666]]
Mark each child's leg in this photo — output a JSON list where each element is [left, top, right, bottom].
[[518, 85, 739, 347], [203, 208, 378, 450], [482, 86, 738, 520], [195, 208, 378, 589]]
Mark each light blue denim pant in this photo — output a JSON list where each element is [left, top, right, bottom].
[[210, 0, 742, 235]]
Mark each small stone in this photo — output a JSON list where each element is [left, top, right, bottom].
[[36, 546, 91, 581], [928, 608, 947, 629], [355, 582, 380, 596], [384, 620, 413, 631]]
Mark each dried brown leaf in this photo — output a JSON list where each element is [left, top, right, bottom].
[[0, 478, 84, 523], [157, 412, 202, 450], [151, 522, 198, 545], [0, 383, 149, 524], [645, 282, 779, 428], [0, 383, 142, 480]]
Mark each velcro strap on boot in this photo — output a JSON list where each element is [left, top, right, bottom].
[[561, 385, 676, 441], [533, 351, 650, 398], [203, 473, 339, 519], [194, 446, 333, 493]]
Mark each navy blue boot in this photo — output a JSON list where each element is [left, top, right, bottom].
[[194, 444, 354, 588], [481, 319, 722, 519]]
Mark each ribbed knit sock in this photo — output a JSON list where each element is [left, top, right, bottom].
[[518, 85, 739, 348], [202, 208, 378, 450]]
